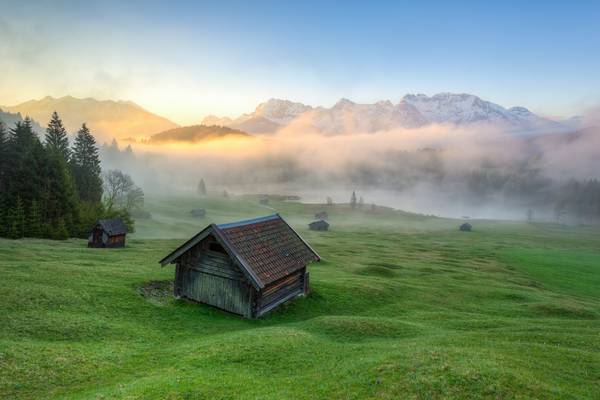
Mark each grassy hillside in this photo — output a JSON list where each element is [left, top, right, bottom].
[[1, 195, 599, 399], [146, 125, 250, 144]]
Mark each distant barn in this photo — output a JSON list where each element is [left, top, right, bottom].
[[88, 218, 127, 248], [190, 208, 206, 218], [159, 214, 320, 318], [460, 222, 472, 232], [309, 219, 329, 231], [314, 211, 328, 220]]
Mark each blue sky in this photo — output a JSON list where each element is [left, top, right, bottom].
[[1, 0, 599, 124]]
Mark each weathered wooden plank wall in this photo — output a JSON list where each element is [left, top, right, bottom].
[[178, 245, 252, 317], [183, 269, 250, 316], [255, 269, 305, 317]]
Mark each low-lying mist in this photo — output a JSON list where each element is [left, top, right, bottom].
[[101, 115, 600, 222]]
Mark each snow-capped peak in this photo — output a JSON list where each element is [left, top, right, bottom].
[[375, 100, 394, 108], [253, 98, 312, 124], [402, 93, 513, 124], [200, 93, 567, 135], [508, 106, 533, 117], [333, 98, 356, 109]]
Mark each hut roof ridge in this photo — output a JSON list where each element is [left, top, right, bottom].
[[216, 214, 279, 229], [160, 214, 320, 288], [98, 218, 127, 235]]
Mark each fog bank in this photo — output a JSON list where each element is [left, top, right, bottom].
[[101, 115, 600, 221]]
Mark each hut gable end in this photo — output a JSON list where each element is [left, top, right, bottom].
[[178, 235, 245, 282]]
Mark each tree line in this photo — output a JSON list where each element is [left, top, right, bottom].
[[0, 112, 136, 239], [552, 179, 600, 224]]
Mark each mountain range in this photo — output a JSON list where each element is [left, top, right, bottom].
[[2, 96, 178, 142], [0, 108, 45, 134], [203, 93, 573, 135], [0, 93, 580, 144]]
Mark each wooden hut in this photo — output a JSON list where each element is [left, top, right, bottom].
[[314, 211, 328, 220], [309, 219, 329, 231], [159, 214, 320, 318], [190, 208, 206, 218], [460, 222, 472, 232], [88, 218, 127, 248]]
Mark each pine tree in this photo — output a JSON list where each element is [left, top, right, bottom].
[[350, 190, 357, 210], [6, 207, 20, 239], [0, 122, 8, 236], [1, 116, 85, 240], [0, 120, 6, 144], [16, 198, 25, 237], [5, 118, 45, 208], [9, 118, 38, 146], [26, 200, 41, 237], [109, 138, 119, 153], [7, 197, 25, 239], [124, 144, 134, 157], [358, 196, 364, 209], [43, 150, 79, 237], [45, 111, 70, 160], [326, 196, 333, 206], [197, 178, 207, 195], [53, 217, 69, 240], [0, 195, 7, 237], [71, 123, 103, 203], [0, 121, 7, 193]]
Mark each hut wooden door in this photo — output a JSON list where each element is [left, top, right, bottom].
[[93, 228, 102, 244], [183, 252, 251, 316]]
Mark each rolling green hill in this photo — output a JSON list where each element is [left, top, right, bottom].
[[1, 195, 599, 399], [146, 125, 250, 144]]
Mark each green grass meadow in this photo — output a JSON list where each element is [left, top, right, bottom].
[[1, 194, 599, 399]]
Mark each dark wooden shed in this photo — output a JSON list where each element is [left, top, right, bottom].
[[460, 222, 472, 232], [314, 211, 328, 220], [190, 208, 206, 218], [309, 219, 329, 231], [88, 218, 127, 248], [159, 214, 320, 318]]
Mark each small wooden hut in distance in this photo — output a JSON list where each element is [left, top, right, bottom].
[[159, 214, 320, 318], [460, 222, 472, 232], [309, 220, 329, 231], [88, 218, 128, 248], [190, 208, 206, 218], [314, 211, 328, 220]]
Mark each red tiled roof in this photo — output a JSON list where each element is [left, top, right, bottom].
[[97, 218, 128, 236], [215, 215, 319, 286]]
